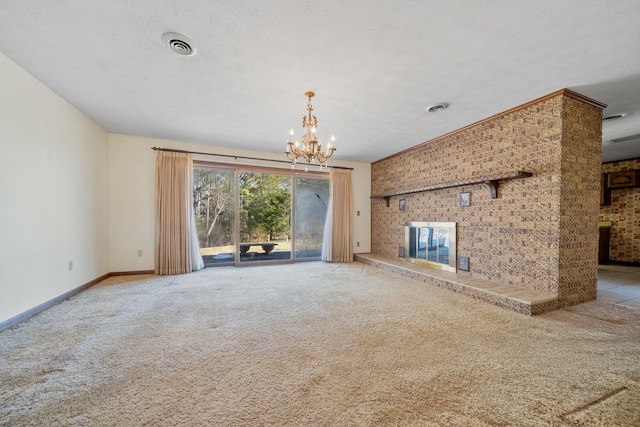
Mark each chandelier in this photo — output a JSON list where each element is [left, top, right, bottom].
[[285, 91, 336, 171]]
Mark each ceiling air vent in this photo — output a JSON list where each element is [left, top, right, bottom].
[[162, 32, 197, 56], [610, 134, 640, 144], [603, 113, 627, 122], [425, 103, 449, 113]]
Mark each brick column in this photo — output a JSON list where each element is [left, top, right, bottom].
[[555, 95, 604, 307]]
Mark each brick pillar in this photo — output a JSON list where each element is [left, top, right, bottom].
[[555, 94, 605, 307]]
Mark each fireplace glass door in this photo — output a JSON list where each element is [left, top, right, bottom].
[[405, 222, 456, 272]]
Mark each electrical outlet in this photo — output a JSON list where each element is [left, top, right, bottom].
[[68, 261, 73, 271], [137, 249, 143, 257], [357, 241, 360, 247]]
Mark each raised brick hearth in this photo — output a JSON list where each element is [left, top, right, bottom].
[[355, 253, 558, 315]]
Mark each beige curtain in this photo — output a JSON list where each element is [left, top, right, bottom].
[[322, 168, 353, 263], [155, 151, 204, 275]]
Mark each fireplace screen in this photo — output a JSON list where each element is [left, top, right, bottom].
[[405, 221, 456, 272]]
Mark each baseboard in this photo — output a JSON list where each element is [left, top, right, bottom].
[[110, 270, 155, 276], [0, 269, 154, 333]]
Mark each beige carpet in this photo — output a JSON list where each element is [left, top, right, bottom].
[[1, 262, 639, 426]]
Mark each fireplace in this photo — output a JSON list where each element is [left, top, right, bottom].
[[404, 221, 457, 272]]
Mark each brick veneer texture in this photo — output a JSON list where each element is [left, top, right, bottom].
[[600, 158, 640, 263], [371, 91, 603, 309]]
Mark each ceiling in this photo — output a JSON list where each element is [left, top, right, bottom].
[[1, 0, 639, 163]]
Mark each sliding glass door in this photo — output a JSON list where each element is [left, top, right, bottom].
[[238, 171, 292, 264], [295, 177, 330, 259], [193, 167, 236, 266], [194, 164, 328, 266]]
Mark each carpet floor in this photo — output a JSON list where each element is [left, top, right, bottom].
[[1, 262, 639, 426]]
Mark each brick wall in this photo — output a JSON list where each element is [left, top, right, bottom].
[[600, 158, 640, 263], [371, 90, 603, 308]]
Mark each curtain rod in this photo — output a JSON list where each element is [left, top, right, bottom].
[[151, 147, 354, 170]]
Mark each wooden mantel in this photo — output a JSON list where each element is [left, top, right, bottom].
[[371, 171, 533, 207]]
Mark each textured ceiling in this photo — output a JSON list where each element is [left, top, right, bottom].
[[1, 0, 639, 163]]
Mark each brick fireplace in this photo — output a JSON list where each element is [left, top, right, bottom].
[[364, 89, 606, 314]]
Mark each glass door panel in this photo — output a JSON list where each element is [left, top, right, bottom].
[[238, 171, 292, 263], [295, 177, 330, 260], [193, 168, 236, 266]]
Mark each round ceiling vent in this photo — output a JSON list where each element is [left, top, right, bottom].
[[603, 113, 627, 122], [425, 103, 449, 113], [162, 32, 197, 56]]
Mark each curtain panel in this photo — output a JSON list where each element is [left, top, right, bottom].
[[155, 151, 204, 275], [322, 168, 353, 263]]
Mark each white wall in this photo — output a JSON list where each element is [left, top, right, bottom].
[[0, 53, 109, 324], [108, 134, 371, 272]]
